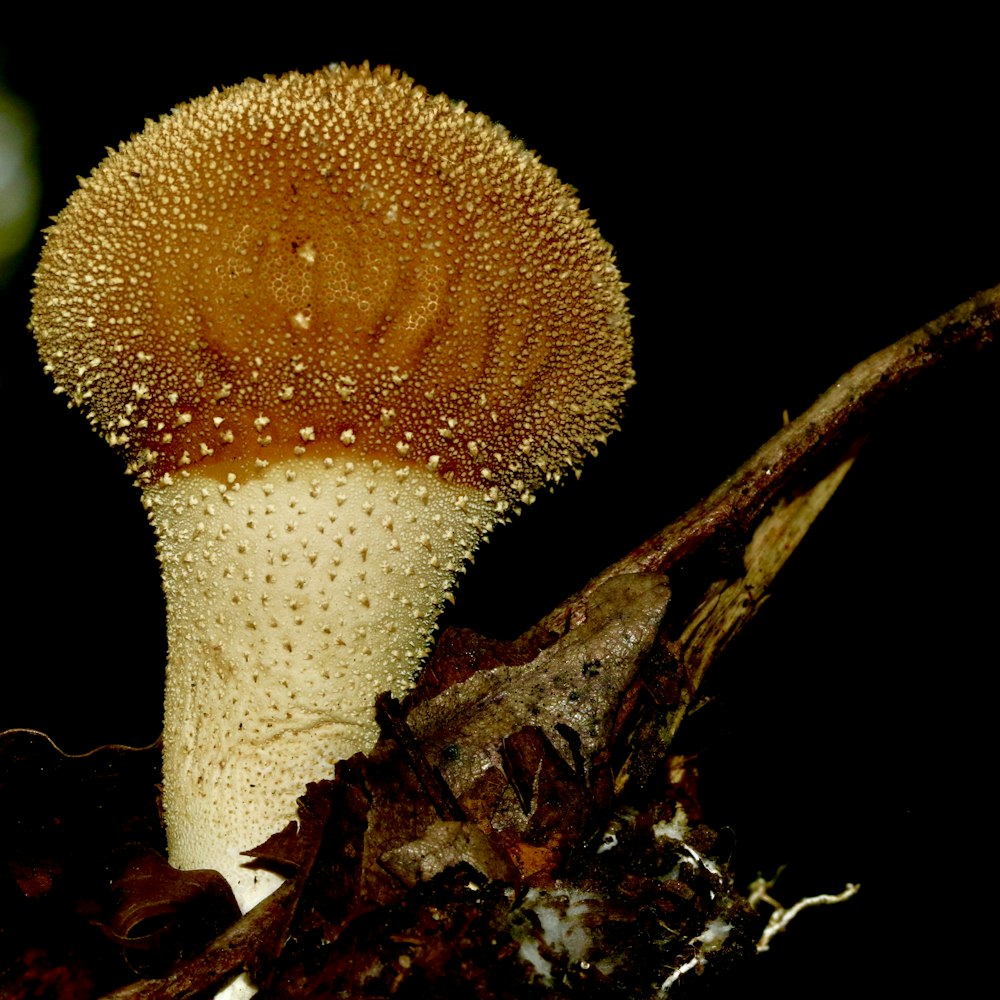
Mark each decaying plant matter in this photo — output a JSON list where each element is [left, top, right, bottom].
[[2, 284, 994, 997]]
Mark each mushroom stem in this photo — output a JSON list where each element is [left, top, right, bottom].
[[152, 455, 492, 910]]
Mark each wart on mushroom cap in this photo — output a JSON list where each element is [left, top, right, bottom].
[[31, 63, 632, 913]]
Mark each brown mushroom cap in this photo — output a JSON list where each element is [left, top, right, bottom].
[[33, 63, 632, 507]]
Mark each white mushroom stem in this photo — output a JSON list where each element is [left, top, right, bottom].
[[148, 454, 492, 912]]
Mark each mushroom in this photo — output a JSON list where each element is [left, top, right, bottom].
[[30, 63, 632, 914]]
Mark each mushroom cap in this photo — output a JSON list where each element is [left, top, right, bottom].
[[32, 63, 632, 509]]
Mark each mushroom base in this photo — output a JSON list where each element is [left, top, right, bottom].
[[145, 454, 495, 911]]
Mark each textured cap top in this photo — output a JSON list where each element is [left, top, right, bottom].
[[32, 63, 632, 507]]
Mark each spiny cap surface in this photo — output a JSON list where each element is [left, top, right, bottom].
[[32, 64, 632, 506]]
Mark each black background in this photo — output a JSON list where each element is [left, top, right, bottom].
[[1, 16, 994, 997]]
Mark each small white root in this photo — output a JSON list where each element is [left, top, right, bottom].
[[750, 876, 860, 952]]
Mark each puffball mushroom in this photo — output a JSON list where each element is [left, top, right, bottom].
[[31, 63, 632, 914]]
